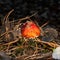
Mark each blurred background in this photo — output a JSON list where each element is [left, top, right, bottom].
[[0, 0, 60, 29]]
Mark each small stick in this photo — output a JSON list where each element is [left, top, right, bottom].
[[0, 30, 13, 37], [9, 46, 23, 51], [3, 38, 19, 46], [35, 38, 59, 48], [25, 52, 52, 60], [17, 12, 38, 24], [6, 11, 38, 24], [6, 9, 14, 21], [41, 21, 49, 28], [3, 9, 14, 25]]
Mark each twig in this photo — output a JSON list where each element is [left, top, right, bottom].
[[17, 11, 38, 24], [0, 30, 13, 37], [6, 11, 38, 24], [6, 9, 14, 21], [9, 46, 23, 51], [3, 38, 19, 46], [6, 44, 10, 52], [29, 11, 38, 18], [35, 38, 59, 48], [34, 42, 38, 54], [41, 21, 49, 28], [3, 9, 14, 25], [25, 52, 52, 60]]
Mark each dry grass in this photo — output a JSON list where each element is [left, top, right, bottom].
[[0, 9, 59, 60]]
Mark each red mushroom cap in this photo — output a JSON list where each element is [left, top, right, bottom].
[[21, 21, 41, 39]]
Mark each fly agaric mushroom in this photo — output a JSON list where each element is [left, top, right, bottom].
[[21, 21, 41, 39]]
